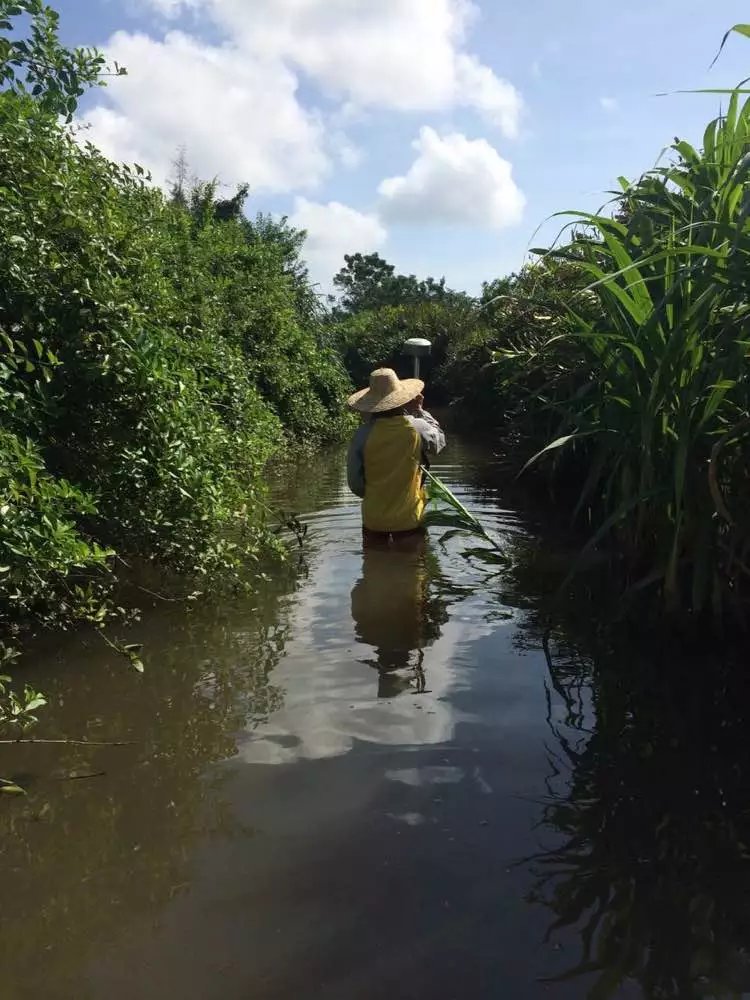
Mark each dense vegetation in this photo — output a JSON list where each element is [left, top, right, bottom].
[[0, 0, 349, 681], [327, 252, 476, 398], [332, 32, 750, 627], [3, 0, 750, 689], [460, 72, 750, 625]]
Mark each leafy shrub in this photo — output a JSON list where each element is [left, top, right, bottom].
[[0, 430, 113, 630], [459, 89, 750, 620], [331, 299, 480, 396], [0, 7, 350, 642], [440, 261, 600, 430]]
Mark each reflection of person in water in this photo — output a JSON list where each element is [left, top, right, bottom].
[[350, 542, 448, 697]]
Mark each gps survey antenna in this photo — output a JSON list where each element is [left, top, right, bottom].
[[402, 337, 432, 379]]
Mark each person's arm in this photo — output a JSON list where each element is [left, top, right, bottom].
[[405, 392, 446, 455], [346, 424, 370, 498], [408, 398, 446, 458], [414, 409, 446, 454]]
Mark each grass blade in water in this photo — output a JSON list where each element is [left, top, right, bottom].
[[422, 468, 506, 560]]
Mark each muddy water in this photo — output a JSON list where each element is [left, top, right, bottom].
[[2, 434, 748, 1000]]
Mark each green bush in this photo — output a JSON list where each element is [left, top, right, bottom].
[[458, 89, 750, 620], [331, 299, 480, 397], [0, 429, 113, 630], [0, 57, 349, 638], [440, 261, 600, 430], [326, 251, 478, 396]]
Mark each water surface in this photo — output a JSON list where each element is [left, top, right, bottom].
[[2, 434, 745, 999]]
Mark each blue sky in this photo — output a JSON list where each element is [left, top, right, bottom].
[[56, 0, 750, 294]]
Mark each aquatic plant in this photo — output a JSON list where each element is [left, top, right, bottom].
[[524, 81, 750, 618], [422, 468, 508, 568]]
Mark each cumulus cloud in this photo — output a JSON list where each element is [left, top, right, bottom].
[[85, 0, 522, 187], [199, 0, 522, 134], [78, 0, 522, 240], [378, 127, 525, 229], [139, 0, 203, 16], [289, 198, 387, 291], [453, 54, 522, 134], [329, 131, 364, 170], [81, 30, 328, 191]]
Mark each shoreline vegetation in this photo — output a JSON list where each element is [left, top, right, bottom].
[[327, 27, 750, 632], [0, 3, 350, 661], [2, 3, 750, 737]]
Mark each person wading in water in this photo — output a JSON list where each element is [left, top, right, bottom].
[[346, 368, 446, 548]]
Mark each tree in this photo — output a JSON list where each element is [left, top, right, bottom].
[[166, 148, 320, 322], [169, 146, 189, 206], [332, 251, 471, 315], [0, 0, 125, 120], [332, 252, 399, 313], [0, 2, 351, 646]]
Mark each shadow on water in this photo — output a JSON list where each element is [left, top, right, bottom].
[[502, 538, 750, 1000]]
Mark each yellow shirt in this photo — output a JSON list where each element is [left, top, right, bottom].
[[347, 411, 446, 533]]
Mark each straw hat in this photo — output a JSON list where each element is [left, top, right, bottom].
[[347, 368, 424, 414]]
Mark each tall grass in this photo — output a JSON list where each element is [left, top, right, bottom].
[[491, 75, 750, 621]]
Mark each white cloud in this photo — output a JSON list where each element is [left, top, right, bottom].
[[136, 0, 522, 133], [82, 1, 523, 215], [599, 96, 619, 113], [139, 0, 202, 15], [453, 54, 522, 135], [80, 30, 328, 191], [378, 127, 525, 229], [329, 131, 364, 170], [289, 198, 387, 291]]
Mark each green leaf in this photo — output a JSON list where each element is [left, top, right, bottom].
[[0, 782, 25, 796], [710, 24, 750, 68], [700, 380, 735, 428], [463, 547, 508, 566], [519, 432, 597, 477]]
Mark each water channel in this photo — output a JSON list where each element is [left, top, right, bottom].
[[2, 431, 749, 999]]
